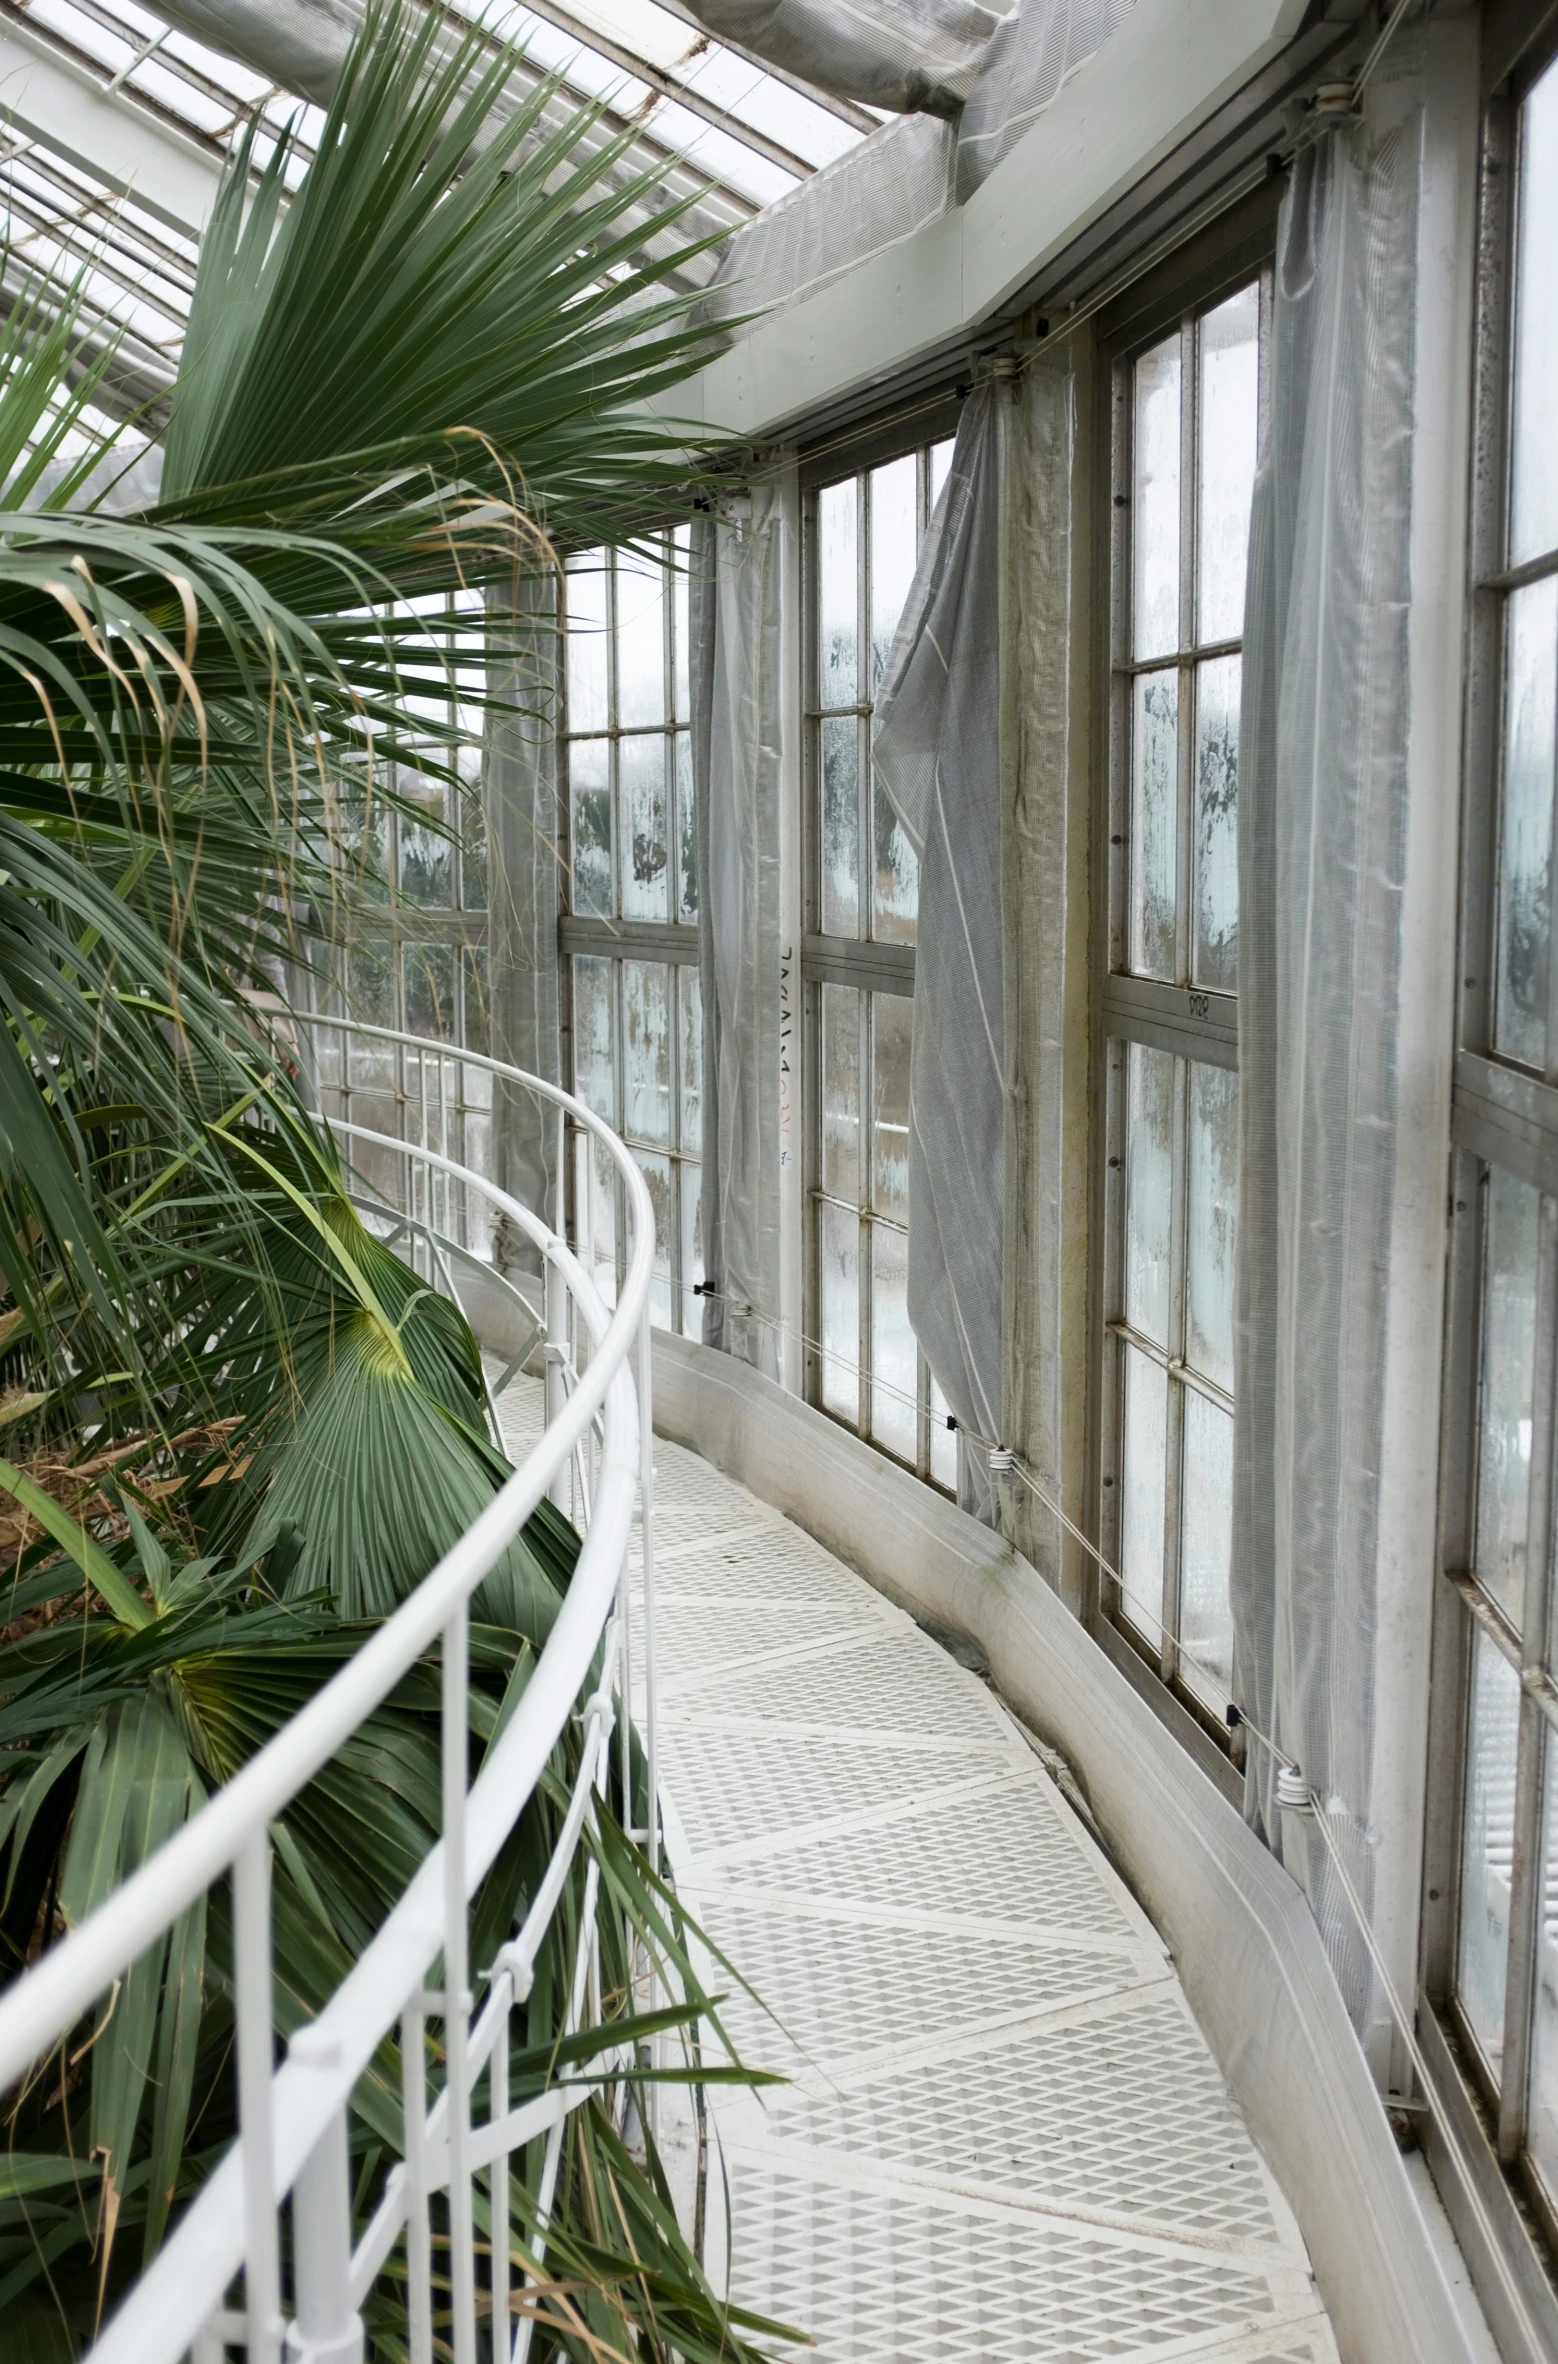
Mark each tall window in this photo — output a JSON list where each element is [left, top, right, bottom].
[[313, 591, 494, 1253], [804, 435, 957, 1488], [1100, 275, 1266, 1726], [561, 539, 703, 1334], [1436, 43, 1558, 2254]]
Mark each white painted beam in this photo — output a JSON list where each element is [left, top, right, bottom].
[[692, 0, 1311, 439], [0, 14, 221, 238]]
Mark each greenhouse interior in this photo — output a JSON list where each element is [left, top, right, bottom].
[[2, 0, 1558, 2358]]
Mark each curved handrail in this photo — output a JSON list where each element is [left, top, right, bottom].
[[0, 1025, 659, 2364]]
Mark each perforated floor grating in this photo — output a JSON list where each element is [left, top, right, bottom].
[[494, 1373, 1340, 2362]]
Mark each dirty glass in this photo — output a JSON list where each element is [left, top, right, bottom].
[[1475, 1167, 1541, 1631], [1131, 671, 1179, 979], [1133, 334, 1181, 662], [1125, 1042, 1174, 1348]]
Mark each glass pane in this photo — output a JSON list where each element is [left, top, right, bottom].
[[1476, 1168, 1542, 1629], [681, 1158, 704, 1338], [404, 941, 455, 1048], [1180, 1391, 1234, 1711], [635, 1148, 673, 1329], [1457, 1627, 1522, 2076], [570, 738, 612, 918], [457, 780, 487, 910], [930, 1371, 957, 1490], [566, 554, 610, 732], [821, 716, 860, 937], [1196, 283, 1260, 644], [1494, 575, 1557, 1070], [871, 1224, 916, 1461], [620, 735, 668, 921], [1511, 58, 1558, 568], [572, 955, 615, 1124], [1187, 1061, 1238, 1394], [818, 478, 858, 709], [1130, 670, 1179, 979], [676, 731, 697, 922], [678, 966, 702, 1157], [460, 944, 490, 1060], [930, 438, 955, 507], [622, 960, 671, 1146], [573, 1128, 617, 1306], [1527, 1732, 1558, 2209], [399, 782, 452, 907], [820, 1199, 860, 1422], [1120, 1344, 1169, 1643], [616, 548, 666, 728], [673, 524, 692, 724], [871, 991, 912, 1226], [821, 984, 861, 1202], [1133, 334, 1182, 662], [1193, 654, 1240, 991], [1125, 1042, 1175, 1350], [873, 776, 919, 945], [869, 453, 918, 686]]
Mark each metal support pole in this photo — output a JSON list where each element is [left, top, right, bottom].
[[491, 2002, 511, 2364], [443, 1608, 477, 2364], [287, 2102, 363, 2364], [234, 1834, 284, 2364], [402, 2005, 433, 2364], [545, 1249, 569, 1512]]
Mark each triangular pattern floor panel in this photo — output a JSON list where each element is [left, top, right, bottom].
[[494, 1375, 1339, 2363]]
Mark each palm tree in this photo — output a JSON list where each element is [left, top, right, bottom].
[[0, 6, 783, 2356]]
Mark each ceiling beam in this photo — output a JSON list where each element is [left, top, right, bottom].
[[0, 11, 221, 238]]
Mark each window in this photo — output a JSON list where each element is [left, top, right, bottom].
[[803, 435, 958, 1488], [1099, 274, 1267, 1727], [313, 591, 495, 1255], [560, 539, 703, 1334], [1435, 43, 1558, 2256]]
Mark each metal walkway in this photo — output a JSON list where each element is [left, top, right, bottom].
[[496, 1376, 1340, 2364]]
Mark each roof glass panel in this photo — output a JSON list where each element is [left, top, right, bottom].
[[0, 0, 881, 372]]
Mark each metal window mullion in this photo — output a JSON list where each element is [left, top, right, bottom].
[[858, 469, 872, 947], [613, 959, 628, 1306], [916, 1343, 931, 1481], [668, 941, 684, 1334], [1101, 1036, 1129, 1618], [1498, 1191, 1558, 2158], [1176, 311, 1198, 987], [859, 987, 872, 1436], [1161, 1055, 1191, 1684]]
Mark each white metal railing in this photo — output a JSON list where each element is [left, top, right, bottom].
[[0, 1018, 662, 2364]]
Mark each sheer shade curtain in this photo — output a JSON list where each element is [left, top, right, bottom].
[[700, 0, 1142, 324], [678, 1, 1005, 113], [487, 567, 561, 1280], [1232, 65, 1424, 2038], [874, 388, 1004, 1518], [690, 487, 786, 1378]]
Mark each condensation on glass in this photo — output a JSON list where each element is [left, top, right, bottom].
[[1103, 275, 1262, 1728], [1125, 284, 1259, 992], [806, 434, 957, 1490], [562, 539, 703, 1334]]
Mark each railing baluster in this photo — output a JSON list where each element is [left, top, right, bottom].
[[491, 1999, 511, 2364], [443, 1605, 477, 2364], [545, 1246, 568, 1512], [290, 2101, 363, 2364], [402, 2003, 433, 2364], [1, 1017, 659, 2364], [233, 1834, 283, 2364]]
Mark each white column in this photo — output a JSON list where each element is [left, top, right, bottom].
[[1368, 3, 1481, 2089]]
